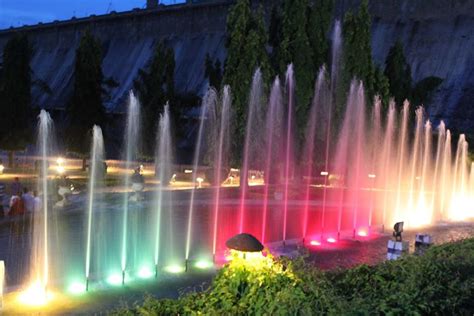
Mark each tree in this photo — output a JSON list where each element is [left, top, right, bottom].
[[66, 30, 105, 168], [342, 0, 374, 96], [373, 65, 390, 110], [204, 53, 223, 89], [276, 0, 315, 141], [0, 34, 33, 168], [134, 42, 175, 157], [307, 0, 334, 70], [384, 41, 412, 107], [222, 0, 270, 163]]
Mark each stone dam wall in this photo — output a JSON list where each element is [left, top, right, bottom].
[[0, 0, 473, 132]]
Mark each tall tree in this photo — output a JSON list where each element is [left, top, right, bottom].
[[134, 42, 175, 156], [222, 0, 270, 163], [0, 34, 33, 167], [307, 0, 334, 71], [342, 0, 374, 95], [384, 41, 412, 107], [66, 30, 105, 167], [277, 0, 314, 141]]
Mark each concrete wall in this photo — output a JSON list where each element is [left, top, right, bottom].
[[0, 0, 473, 130]]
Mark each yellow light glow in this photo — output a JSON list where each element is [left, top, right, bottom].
[[57, 165, 65, 174], [164, 265, 185, 274], [56, 157, 64, 165], [184, 169, 193, 174], [18, 281, 53, 307]]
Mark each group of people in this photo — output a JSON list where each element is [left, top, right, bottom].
[[0, 177, 41, 217]]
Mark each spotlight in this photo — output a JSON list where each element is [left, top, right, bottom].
[[357, 229, 368, 237], [310, 240, 321, 246], [57, 165, 65, 174], [0, 164, 4, 174], [56, 157, 64, 165], [368, 174, 376, 179], [327, 237, 336, 243], [320, 171, 329, 176], [393, 222, 404, 241], [196, 177, 204, 188]]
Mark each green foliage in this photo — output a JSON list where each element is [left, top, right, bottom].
[[384, 40, 412, 107], [307, 0, 334, 70], [204, 53, 223, 89], [66, 30, 105, 156], [114, 238, 474, 315], [373, 65, 390, 110], [134, 42, 175, 156], [0, 33, 33, 154], [223, 0, 270, 163], [342, 0, 374, 95], [411, 76, 443, 107], [277, 0, 315, 141]]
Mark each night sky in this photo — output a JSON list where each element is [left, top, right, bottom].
[[0, 0, 185, 30]]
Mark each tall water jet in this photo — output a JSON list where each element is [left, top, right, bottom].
[[85, 125, 104, 290], [368, 97, 382, 231], [406, 108, 424, 226], [379, 101, 396, 230], [23, 110, 54, 304], [121, 91, 141, 284], [414, 120, 432, 226], [282, 64, 295, 245], [350, 83, 367, 237], [302, 67, 326, 241], [185, 89, 216, 269], [431, 122, 446, 217], [261, 77, 283, 244], [212, 86, 231, 260], [154, 104, 172, 274], [239, 69, 264, 233], [394, 100, 410, 222], [439, 130, 452, 219]]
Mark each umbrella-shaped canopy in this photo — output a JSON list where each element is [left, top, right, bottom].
[[226, 233, 264, 252]]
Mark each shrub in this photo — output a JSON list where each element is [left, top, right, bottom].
[[113, 238, 474, 315]]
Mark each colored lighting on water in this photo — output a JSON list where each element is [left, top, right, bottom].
[[164, 264, 185, 274], [327, 237, 337, 243], [310, 240, 321, 246], [137, 266, 154, 279], [357, 230, 368, 237], [195, 260, 213, 269], [18, 281, 53, 306]]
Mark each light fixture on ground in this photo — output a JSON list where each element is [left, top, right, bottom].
[[225, 233, 264, 260]]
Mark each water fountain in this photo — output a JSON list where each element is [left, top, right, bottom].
[[85, 125, 104, 291]]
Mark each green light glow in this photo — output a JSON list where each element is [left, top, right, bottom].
[[194, 260, 213, 269], [137, 266, 154, 279], [107, 273, 123, 286], [164, 264, 185, 274], [68, 281, 86, 295]]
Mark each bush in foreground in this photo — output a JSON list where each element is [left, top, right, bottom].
[[113, 238, 474, 315]]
